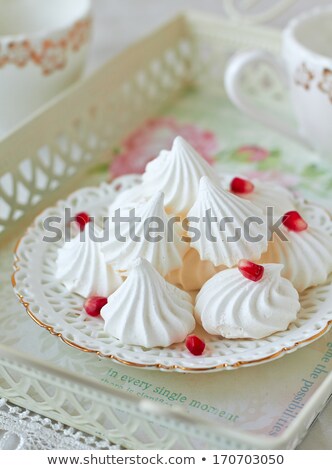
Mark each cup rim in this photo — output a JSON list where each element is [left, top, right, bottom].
[[284, 4, 332, 65], [0, 0, 92, 42]]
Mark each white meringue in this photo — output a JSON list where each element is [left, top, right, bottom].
[[103, 192, 189, 276], [108, 183, 145, 217], [237, 180, 295, 216], [195, 264, 300, 339], [56, 223, 122, 298], [187, 176, 268, 267], [141, 136, 219, 216], [259, 222, 332, 292], [166, 248, 225, 291], [101, 258, 195, 348]]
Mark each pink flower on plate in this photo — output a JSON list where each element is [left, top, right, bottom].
[[236, 145, 270, 162], [244, 169, 299, 189], [110, 117, 218, 178]]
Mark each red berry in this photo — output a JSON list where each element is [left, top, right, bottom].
[[75, 212, 90, 230], [282, 211, 308, 232], [238, 259, 264, 282], [185, 335, 205, 356], [230, 177, 254, 194], [84, 296, 108, 317]]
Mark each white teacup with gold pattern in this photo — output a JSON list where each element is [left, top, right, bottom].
[[225, 6, 332, 159], [0, 0, 91, 139]]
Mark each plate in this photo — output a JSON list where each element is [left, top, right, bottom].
[[12, 175, 332, 372]]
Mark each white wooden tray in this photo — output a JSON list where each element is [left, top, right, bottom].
[[1, 11, 331, 449]]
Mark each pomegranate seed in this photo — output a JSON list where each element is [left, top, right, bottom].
[[282, 211, 308, 232], [75, 212, 90, 230], [238, 259, 264, 282], [84, 296, 108, 317], [185, 335, 205, 356], [230, 177, 254, 194]]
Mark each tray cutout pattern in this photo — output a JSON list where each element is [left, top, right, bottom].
[[0, 33, 193, 238]]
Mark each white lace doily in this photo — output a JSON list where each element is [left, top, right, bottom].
[[0, 398, 120, 450]]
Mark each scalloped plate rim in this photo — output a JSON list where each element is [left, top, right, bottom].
[[11, 176, 332, 373]]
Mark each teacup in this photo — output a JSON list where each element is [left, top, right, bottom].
[[0, 0, 92, 139], [224, 5, 332, 160]]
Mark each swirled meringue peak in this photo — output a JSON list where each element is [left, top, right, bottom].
[[166, 248, 225, 291], [101, 258, 195, 348], [259, 217, 332, 292], [233, 179, 295, 216], [141, 136, 219, 216], [102, 191, 189, 276], [195, 264, 300, 339], [187, 176, 268, 267], [56, 223, 122, 298]]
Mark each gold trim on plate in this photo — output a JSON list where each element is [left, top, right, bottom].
[[12, 236, 332, 372]]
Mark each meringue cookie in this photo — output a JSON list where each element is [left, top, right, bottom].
[[101, 258, 195, 348], [166, 248, 225, 291], [141, 136, 219, 216], [103, 192, 189, 276], [237, 180, 295, 216], [108, 183, 145, 217], [195, 264, 300, 339], [187, 176, 268, 267], [259, 220, 332, 292], [56, 223, 122, 298]]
